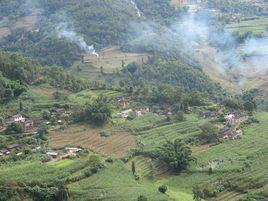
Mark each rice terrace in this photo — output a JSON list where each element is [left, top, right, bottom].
[[0, 0, 268, 201]]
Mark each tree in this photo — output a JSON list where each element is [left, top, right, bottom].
[[158, 185, 168, 194], [157, 139, 196, 172], [192, 185, 204, 201], [199, 122, 219, 143], [6, 122, 24, 134], [19, 101, 23, 111], [84, 95, 112, 125], [243, 101, 255, 112], [131, 161, 136, 175], [37, 126, 48, 141]]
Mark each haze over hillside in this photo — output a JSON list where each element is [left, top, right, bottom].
[[0, 1, 268, 201]]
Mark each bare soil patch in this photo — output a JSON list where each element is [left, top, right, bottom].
[[49, 124, 137, 158]]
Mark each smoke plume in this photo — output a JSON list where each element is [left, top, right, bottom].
[[130, 0, 141, 17], [127, 10, 268, 87], [56, 23, 99, 57]]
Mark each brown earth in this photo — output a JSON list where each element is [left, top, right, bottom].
[[0, 27, 11, 37], [15, 15, 37, 31], [49, 124, 137, 158]]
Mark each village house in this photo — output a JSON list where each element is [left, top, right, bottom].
[[65, 147, 82, 154], [219, 127, 243, 140], [134, 107, 150, 117], [224, 113, 249, 125], [0, 148, 10, 156], [7, 143, 22, 152], [117, 109, 133, 118], [46, 152, 59, 159], [115, 96, 131, 109], [6, 114, 35, 131], [7, 114, 26, 124], [200, 110, 219, 120]]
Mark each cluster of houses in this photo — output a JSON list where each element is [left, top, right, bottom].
[[115, 96, 131, 109], [224, 112, 249, 126], [46, 107, 72, 126], [46, 147, 82, 161], [117, 107, 150, 118], [200, 110, 220, 120], [0, 143, 22, 156], [200, 110, 249, 140], [219, 127, 244, 140], [6, 114, 35, 131]]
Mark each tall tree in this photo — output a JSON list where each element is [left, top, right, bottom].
[[157, 139, 196, 172]]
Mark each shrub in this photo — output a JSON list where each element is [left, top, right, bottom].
[[158, 185, 168, 194], [99, 131, 112, 137], [137, 195, 148, 201], [105, 157, 114, 163]]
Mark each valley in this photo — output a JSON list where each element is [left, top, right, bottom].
[[0, 0, 267, 201]]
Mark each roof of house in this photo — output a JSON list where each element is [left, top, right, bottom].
[[7, 143, 21, 149]]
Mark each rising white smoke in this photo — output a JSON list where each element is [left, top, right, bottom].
[[127, 10, 268, 87], [130, 0, 141, 17], [56, 23, 99, 57]]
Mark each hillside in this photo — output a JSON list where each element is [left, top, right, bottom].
[[0, 1, 268, 201]]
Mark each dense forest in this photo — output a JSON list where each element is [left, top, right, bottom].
[[0, 0, 177, 68], [0, 50, 95, 104]]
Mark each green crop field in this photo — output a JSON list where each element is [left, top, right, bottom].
[[68, 89, 122, 105], [0, 158, 87, 184], [136, 114, 208, 152], [225, 17, 268, 36], [154, 111, 268, 200], [68, 160, 169, 201], [120, 113, 166, 132]]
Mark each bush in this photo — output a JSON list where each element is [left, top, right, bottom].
[[137, 195, 148, 201], [105, 157, 114, 163], [6, 122, 24, 134], [99, 131, 112, 137], [158, 185, 168, 194]]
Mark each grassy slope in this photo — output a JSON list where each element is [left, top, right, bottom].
[[225, 17, 268, 36], [68, 160, 169, 201], [136, 114, 208, 152], [158, 111, 268, 200]]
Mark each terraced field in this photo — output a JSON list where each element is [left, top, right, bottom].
[[158, 111, 268, 200], [69, 160, 169, 201], [225, 17, 268, 36], [0, 159, 87, 184], [121, 113, 166, 132], [49, 125, 137, 158], [126, 156, 171, 179], [137, 114, 207, 151], [68, 89, 122, 105]]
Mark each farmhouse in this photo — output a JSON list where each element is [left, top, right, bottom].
[[117, 109, 133, 118], [7, 143, 22, 152], [134, 107, 150, 117], [65, 147, 82, 154], [219, 127, 243, 140], [7, 114, 26, 124], [224, 113, 248, 125], [200, 110, 219, 120], [0, 148, 10, 155], [6, 114, 35, 131], [115, 96, 131, 109], [46, 152, 59, 159]]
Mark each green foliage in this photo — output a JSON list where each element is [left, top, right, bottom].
[[120, 61, 224, 104], [192, 185, 204, 201], [137, 195, 148, 201], [84, 95, 112, 125], [6, 122, 24, 134], [199, 122, 219, 143], [157, 139, 195, 172], [158, 185, 168, 194]]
